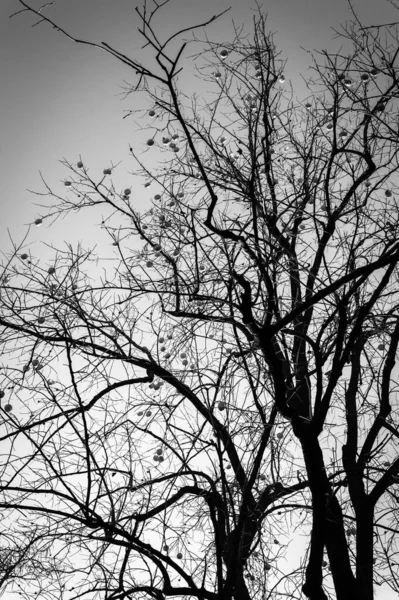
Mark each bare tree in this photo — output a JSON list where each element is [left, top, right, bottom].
[[2, 1, 399, 599]]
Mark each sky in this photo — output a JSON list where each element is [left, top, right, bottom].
[[1, 2, 399, 598], [1, 0, 398, 257]]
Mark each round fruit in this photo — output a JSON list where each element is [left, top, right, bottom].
[[34, 218, 43, 226], [38, 317, 45, 324], [77, 161, 84, 168], [48, 267, 56, 275], [156, 448, 163, 455], [177, 552, 183, 559], [4, 404, 12, 413], [124, 189, 131, 196], [147, 139, 155, 147], [149, 110, 156, 117], [218, 402, 226, 411], [21, 253, 28, 260], [0, 391, 4, 399], [64, 181, 72, 187], [103, 168, 112, 175], [146, 410, 152, 417]]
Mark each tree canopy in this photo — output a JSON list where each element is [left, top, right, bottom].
[[2, 1, 399, 599]]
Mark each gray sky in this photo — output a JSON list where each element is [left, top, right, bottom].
[[1, 2, 399, 598], [0, 0, 397, 253]]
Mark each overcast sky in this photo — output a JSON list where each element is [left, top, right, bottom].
[[0, 0, 397, 253], [1, 3, 399, 598]]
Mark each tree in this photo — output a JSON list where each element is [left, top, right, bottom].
[[2, 1, 399, 599]]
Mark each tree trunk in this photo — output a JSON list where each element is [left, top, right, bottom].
[[355, 504, 374, 600], [301, 435, 358, 600]]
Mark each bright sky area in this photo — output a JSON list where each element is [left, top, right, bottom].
[[1, 1, 399, 598]]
